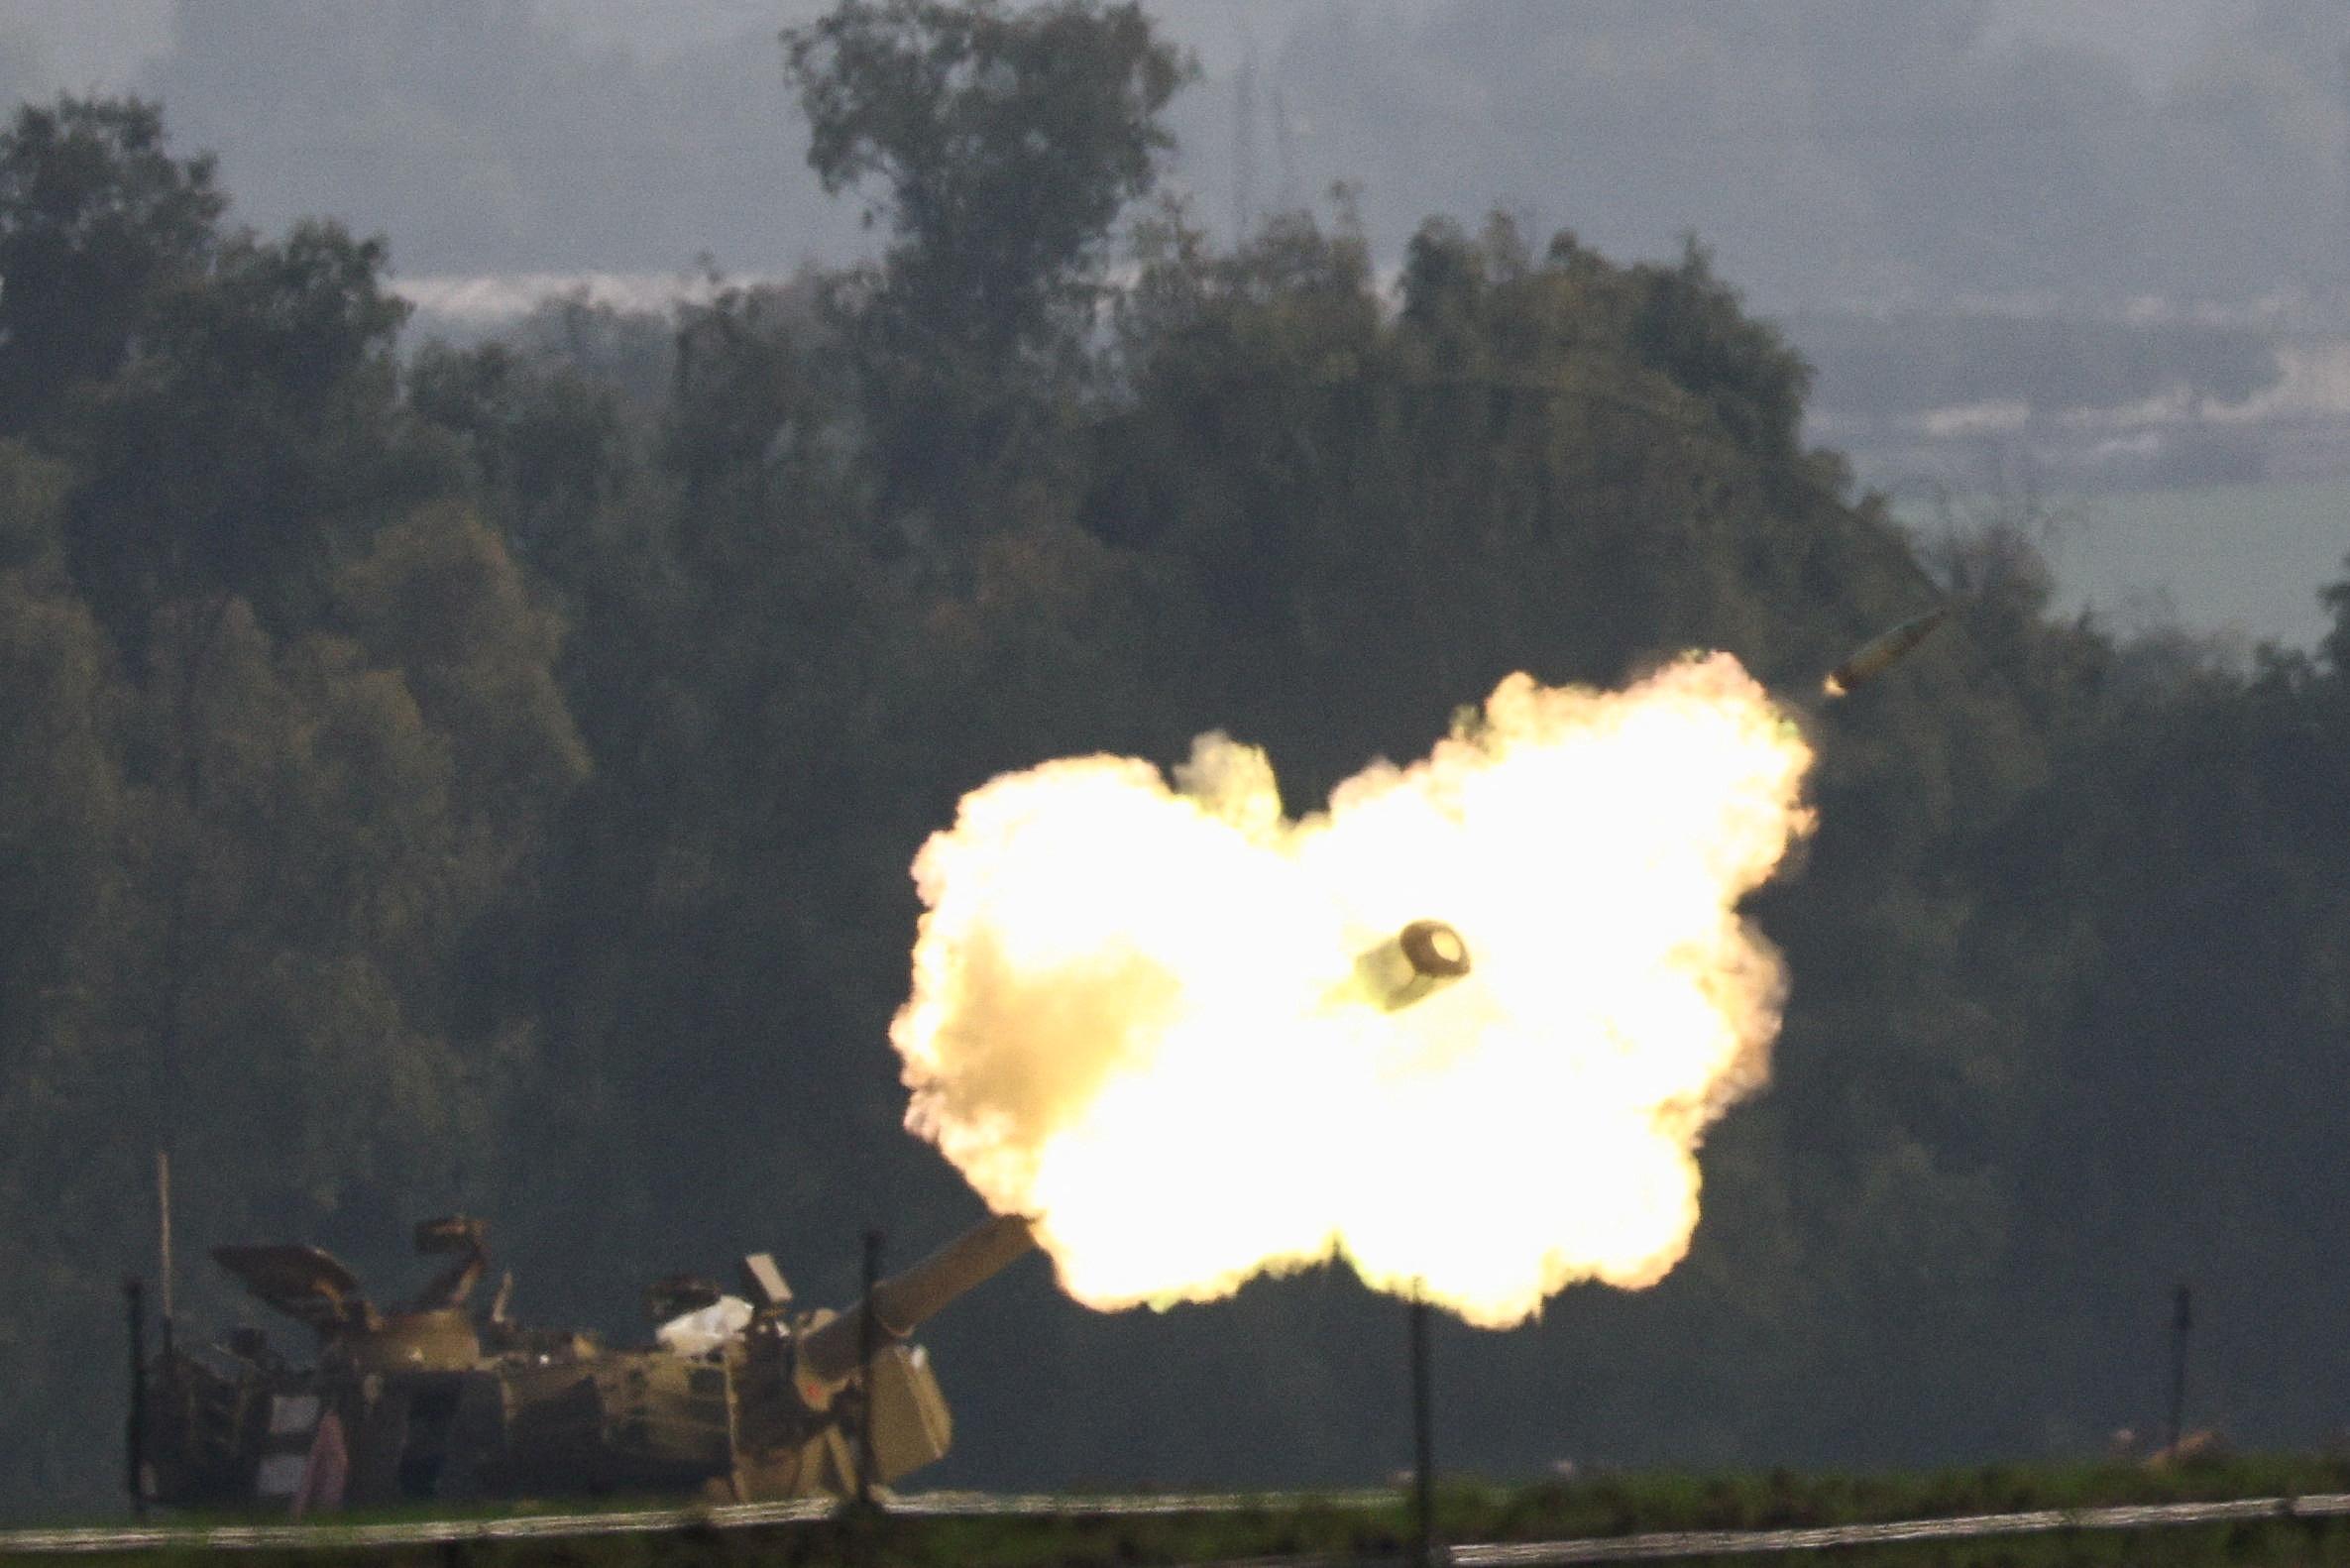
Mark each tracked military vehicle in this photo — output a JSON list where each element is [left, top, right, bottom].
[[136, 1212, 1037, 1511]]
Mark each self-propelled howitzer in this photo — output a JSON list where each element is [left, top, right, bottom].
[[137, 1213, 1040, 1511]]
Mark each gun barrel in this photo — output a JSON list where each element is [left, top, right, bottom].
[[800, 1214, 1036, 1385]]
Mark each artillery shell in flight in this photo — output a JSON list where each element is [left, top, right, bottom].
[[1354, 918, 1474, 1012], [1824, 606, 1952, 697]]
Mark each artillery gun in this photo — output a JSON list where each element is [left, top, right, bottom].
[[137, 1212, 1037, 1511]]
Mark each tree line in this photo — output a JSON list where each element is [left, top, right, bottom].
[[4, 0, 2350, 1517]]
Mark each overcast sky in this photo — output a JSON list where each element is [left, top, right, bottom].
[[0, 0, 2323, 302], [0, 0, 2227, 90], [4, 0, 2345, 648]]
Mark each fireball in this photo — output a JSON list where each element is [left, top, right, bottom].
[[891, 654, 1813, 1327]]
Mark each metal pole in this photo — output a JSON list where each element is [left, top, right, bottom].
[[857, 1227, 882, 1511], [124, 1277, 147, 1519], [2167, 1282, 2193, 1453], [155, 1151, 174, 1349], [1411, 1290, 1437, 1568]]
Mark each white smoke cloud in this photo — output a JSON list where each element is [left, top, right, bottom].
[[892, 654, 1814, 1327]]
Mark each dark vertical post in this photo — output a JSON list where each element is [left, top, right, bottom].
[[2167, 1282, 2193, 1453], [124, 1276, 148, 1518], [1411, 1291, 1437, 1568], [857, 1227, 883, 1510], [156, 1151, 174, 1359]]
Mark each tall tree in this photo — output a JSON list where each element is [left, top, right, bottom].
[[0, 98, 224, 438], [0, 443, 140, 1505], [784, 0, 1187, 363], [61, 219, 428, 646], [780, 1, 1188, 557]]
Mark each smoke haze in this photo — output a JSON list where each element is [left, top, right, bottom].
[[0, 0, 2338, 311]]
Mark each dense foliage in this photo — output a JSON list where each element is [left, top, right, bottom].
[[4, 1, 2350, 1519]]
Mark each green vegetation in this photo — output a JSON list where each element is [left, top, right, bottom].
[[37, 1459, 2350, 1567], [8, 0, 2350, 1525]]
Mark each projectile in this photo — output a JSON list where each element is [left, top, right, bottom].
[[1353, 919, 1473, 1012], [1823, 607, 1951, 697]]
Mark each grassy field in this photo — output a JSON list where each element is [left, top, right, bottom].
[[38, 1455, 2350, 1568]]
